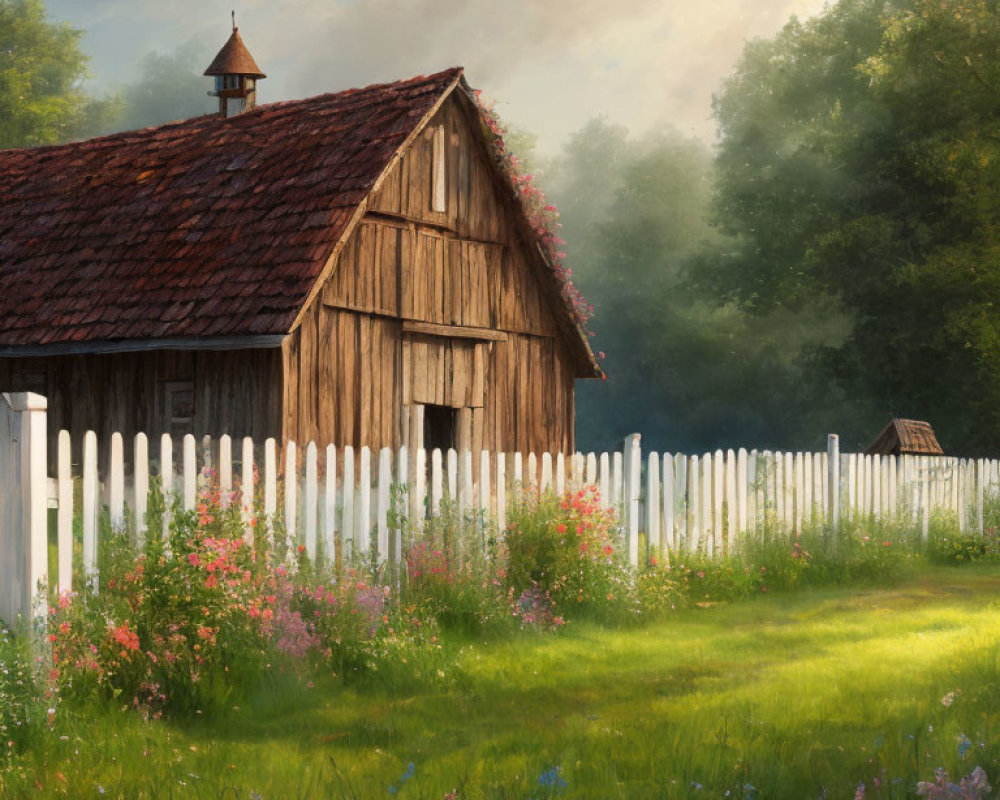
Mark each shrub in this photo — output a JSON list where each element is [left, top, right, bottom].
[[927, 510, 1000, 564], [504, 488, 633, 621], [401, 500, 512, 635], [0, 625, 43, 759]]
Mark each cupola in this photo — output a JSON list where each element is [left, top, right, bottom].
[[204, 13, 266, 118]]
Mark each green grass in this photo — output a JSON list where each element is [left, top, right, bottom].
[[5, 565, 1000, 799]]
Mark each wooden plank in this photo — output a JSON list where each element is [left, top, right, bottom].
[[674, 454, 687, 549], [57, 430, 72, 594], [556, 452, 566, 495], [401, 320, 508, 342], [459, 449, 472, 516]]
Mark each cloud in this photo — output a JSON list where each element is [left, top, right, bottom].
[[47, 0, 829, 151]]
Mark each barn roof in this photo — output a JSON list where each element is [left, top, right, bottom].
[[0, 68, 599, 375], [867, 418, 944, 456]]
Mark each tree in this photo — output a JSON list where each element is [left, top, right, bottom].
[[710, 0, 1000, 454], [545, 122, 854, 453], [0, 0, 91, 147]]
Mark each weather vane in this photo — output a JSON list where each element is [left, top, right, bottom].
[[232, 10, 236, 31]]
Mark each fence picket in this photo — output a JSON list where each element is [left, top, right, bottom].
[[496, 452, 506, 534], [541, 452, 553, 493], [431, 448, 443, 516], [688, 455, 700, 552], [219, 435, 232, 509], [305, 442, 318, 560], [599, 453, 610, 507], [712, 449, 724, 555], [82, 430, 98, 591], [736, 448, 748, 535], [555, 452, 565, 495], [160, 434, 173, 540], [396, 445, 408, 564], [324, 444, 336, 563], [586, 452, 597, 486], [264, 438, 277, 540], [134, 433, 149, 545], [726, 449, 737, 549], [285, 440, 298, 547], [57, 431, 72, 594], [242, 437, 255, 542], [480, 450, 490, 517], [647, 452, 660, 557], [110, 432, 124, 529], [183, 434, 197, 512], [701, 454, 713, 557], [358, 446, 371, 556], [448, 448, 458, 499], [342, 445, 355, 552], [674, 454, 687, 548], [377, 447, 391, 562], [662, 453, 675, 551]]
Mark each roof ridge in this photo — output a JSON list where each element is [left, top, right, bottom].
[[0, 67, 466, 157]]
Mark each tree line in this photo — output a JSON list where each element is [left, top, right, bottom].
[[4, 0, 999, 455]]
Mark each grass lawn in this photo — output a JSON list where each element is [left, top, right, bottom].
[[4, 565, 1000, 799]]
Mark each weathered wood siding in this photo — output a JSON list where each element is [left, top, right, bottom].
[[0, 349, 282, 466], [283, 93, 576, 454]]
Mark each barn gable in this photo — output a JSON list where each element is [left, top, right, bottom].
[[283, 90, 589, 454]]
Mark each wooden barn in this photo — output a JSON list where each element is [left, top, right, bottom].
[[0, 32, 599, 464]]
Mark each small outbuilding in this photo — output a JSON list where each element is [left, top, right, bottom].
[[866, 418, 944, 457]]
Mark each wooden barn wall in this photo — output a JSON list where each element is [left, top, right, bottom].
[[286, 93, 577, 455], [0, 348, 282, 468]]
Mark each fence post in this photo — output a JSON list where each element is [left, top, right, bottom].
[[0, 392, 48, 626], [827, 434, 840, 530], [623, 433, 642, 566]]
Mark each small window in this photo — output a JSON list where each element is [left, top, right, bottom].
[[224, 75, 240, 90], [423, 404, 456, 453], [164, 381, 195, 440], [431, 125, 446, 213]]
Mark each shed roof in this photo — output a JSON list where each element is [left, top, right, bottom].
[[867, 418, 944, 456], [0, 69, 598, 374]]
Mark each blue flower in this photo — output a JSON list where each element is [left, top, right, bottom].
[[958, 734, 972, 759], [538, 766, 568, 790]]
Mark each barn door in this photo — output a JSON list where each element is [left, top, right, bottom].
[[402, 333, 485, 454]]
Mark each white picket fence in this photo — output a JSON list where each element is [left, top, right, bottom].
[[4, 398, 1000, 625]]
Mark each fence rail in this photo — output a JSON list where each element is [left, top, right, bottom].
[[4, 408, 1000, 625]]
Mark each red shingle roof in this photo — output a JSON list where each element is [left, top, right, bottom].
[[0, 68, 463, 349]]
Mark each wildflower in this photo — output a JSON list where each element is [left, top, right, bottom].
[[855, 782, 865, 800], [538, 766, 568, 790], [941, 692, 956, 707]]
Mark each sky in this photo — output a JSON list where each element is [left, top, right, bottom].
[[48, 0, 830, 153]]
